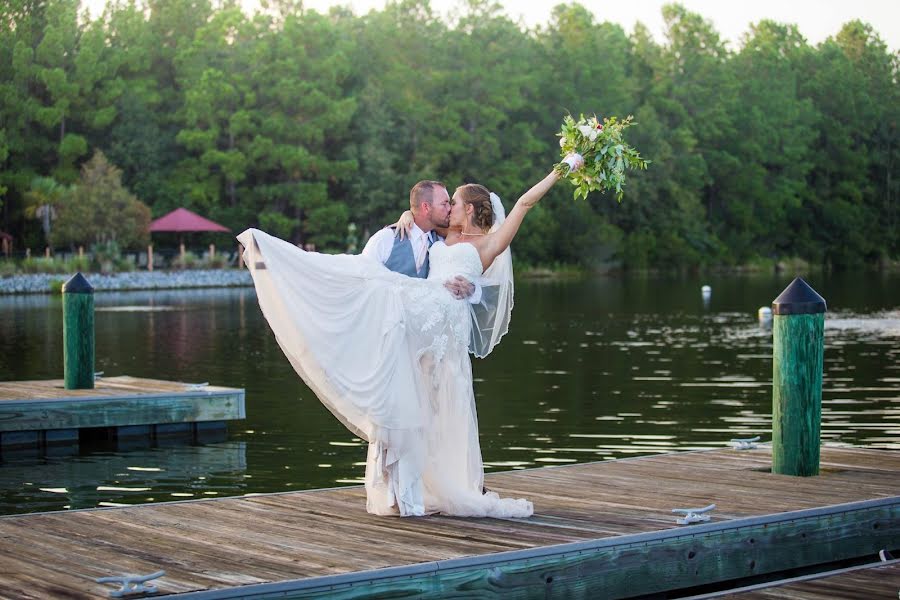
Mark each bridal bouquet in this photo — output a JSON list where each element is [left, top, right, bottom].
[[555, 114, 649, 201]]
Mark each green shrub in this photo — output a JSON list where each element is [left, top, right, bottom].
[[171, 252, 200, 270], [67, 256, 91, 273], [90, 240, 121, 274], [21, 257, 68, 274], [519, 262, 586, 279], [203, 254, 229, 269], [114, 255, 136, 272], [776, 256, 813, 274], [0, 260, 16, 277], [744, 256, 776, 273]]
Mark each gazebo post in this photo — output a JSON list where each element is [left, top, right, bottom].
[[209, 243, 215, 261], [147, 244, 154, 272]]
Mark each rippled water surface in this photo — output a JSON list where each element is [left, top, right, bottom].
[[0, 272, 897, 514]]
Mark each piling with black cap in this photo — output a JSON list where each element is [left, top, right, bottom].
[[771, 277, 826, 476], [62, 272, 95, 390]]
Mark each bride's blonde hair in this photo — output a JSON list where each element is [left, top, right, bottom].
[[455, 184, 493, 231]]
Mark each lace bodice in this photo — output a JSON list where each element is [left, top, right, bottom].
[[394, 241, 482, 368], [427, 242, 483, 282]]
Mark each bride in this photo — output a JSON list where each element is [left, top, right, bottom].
[[238, 154, 583, 518]]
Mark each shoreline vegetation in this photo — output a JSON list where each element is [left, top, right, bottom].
[[3, 255, 898, 295], [514, 255, 900, 279], [0, 268, 252, 295]]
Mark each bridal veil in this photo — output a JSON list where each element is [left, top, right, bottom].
[[468, 192, 514, 358]]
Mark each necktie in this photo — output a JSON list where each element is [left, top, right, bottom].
[[416, 232, 431, 272]]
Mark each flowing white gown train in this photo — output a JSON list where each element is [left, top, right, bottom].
[[238, 228, 532, 518]]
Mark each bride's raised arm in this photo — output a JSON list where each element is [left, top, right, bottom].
[[482, 154, 582, 264]]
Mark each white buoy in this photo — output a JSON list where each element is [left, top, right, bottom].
[[701, 285, 712, 305], [758, 306, 773, 324]]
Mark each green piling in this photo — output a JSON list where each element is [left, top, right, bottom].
[[62, 272, 95, 390], [771, 278, 826, 476]]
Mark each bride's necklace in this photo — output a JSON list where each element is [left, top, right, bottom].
[[460, 231, 485, 236]]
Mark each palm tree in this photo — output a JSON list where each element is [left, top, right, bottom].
[[23, 177, 66, 251]]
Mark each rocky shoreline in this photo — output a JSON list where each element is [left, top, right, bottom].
[[0, 270, 253, 295]]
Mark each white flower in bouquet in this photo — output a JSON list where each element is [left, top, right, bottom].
[[578, 124, 601, 142]]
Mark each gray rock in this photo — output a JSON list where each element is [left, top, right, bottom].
[[0, 270, 253, 295]]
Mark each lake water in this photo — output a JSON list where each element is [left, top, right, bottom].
[[0, 272, 897, 515]]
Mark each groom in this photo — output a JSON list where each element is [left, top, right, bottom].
[[360, 180, 481, 515], [362, 180, 477, 300]]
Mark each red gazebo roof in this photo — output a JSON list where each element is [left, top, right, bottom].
[[148, 208, 230, 233]]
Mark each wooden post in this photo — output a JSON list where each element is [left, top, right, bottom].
[[237, 243, 244, 269], [180, 242, 186, 262], [62, 273, 95, 390], [78, 245, 84, 259], [771, 278, 826, 476], [209, 243, 215, 260], [147, 244, 154, 272]]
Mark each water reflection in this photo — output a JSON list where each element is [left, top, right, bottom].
[[0, 273, 897, 515], [0, 442, 246, 513]]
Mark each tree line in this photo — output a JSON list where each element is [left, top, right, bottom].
[[1, 0, 897, 270]]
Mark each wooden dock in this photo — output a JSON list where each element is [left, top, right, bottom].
[[691, 560, 900, 599], [0, 444, 895, 599], [0, 376, 245, 452]]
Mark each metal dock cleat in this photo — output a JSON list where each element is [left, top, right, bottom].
[[96, 570, 165, 598], [729, 436, 760, 450], [672, 503, 716, 525]]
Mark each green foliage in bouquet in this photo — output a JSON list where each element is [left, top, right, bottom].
[[555, 114, 650, 201]]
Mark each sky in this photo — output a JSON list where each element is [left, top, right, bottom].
[[82, 0, 899, 51]]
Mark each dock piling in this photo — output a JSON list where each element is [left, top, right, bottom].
[[62, 272, 95, 390], [771, 277, 826, 476]]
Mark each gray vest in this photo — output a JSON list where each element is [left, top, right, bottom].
[[384, 228, 431, 278]]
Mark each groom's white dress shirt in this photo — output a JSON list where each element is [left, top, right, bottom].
[[362, 223, 432, 271]]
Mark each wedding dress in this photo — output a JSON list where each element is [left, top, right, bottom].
[[237, 216, 532, 518]]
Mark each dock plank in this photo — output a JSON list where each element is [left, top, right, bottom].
[[0, 445, 895, 599], [0, 376, 237, 402]]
